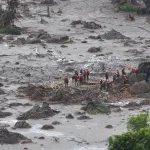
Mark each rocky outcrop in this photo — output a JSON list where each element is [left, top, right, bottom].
[[14, 121, 31, 128], [0, 128, 31, 144], [0, 88, 5, 95], [0, 111, 12, 118], [17, 102, 56, 120]]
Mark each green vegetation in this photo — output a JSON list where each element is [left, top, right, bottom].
[[117, 3, 139, 12], [127, 112, 149, 131], [0, 26, 21, 35], [108, 112, 150, 150], [86, 102, 109, 114]]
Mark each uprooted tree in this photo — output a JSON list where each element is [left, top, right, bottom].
[[0, 0, 19, 28]]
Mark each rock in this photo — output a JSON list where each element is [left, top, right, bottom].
[[14, 121, 31, 128], [0, 128, 31, 144], [0, 88, 5, 95], [87, 47, 102, 53], [7, 36, 14, 40], [37, 31, 51, 40], [128, 73, 146, 85], [77, 115, 91, 120], [74, 111, 86, 115], [0, 111, 12, 118], [101, 29, 128, 40], [61, 45, 68, 48], [41, 0, 57, 5], [124, 102, 140, 108], [27, 38, 41, 44], [52, 121, 61, 125], [17, 102, 56, 120], [81, 41, 87, 43], [9, 103, 32, 107], [130, 81, 150, 95], [46, 35, 69, 43], [24, 148, 28, 150], [0, 83, 3, 87], [41, 125, 54, 130], [38, 136, 45, 139], [136, 62, 150, 74], [126, 49, 142, 54], [71, 20, 82, 26], [65, 67, 74, 72], [88, 35, 102, 40], [113, 108, 123, 113], [25, 73, 31, 77], [83, 21, 102, 29], [66, 114, 74, 119], [105, 125, 113, 129], [15, 62, 19, 65], [13, 38, 26, 45], [126, 14, 135, 21]]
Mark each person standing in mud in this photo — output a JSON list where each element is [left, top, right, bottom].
[[79, 73, 83, 85], [64, 75, 69, 88], [74, 73, 78, 86], [122, 68, 126, 76], [105, 72, 108, 80], [100, 79, 103, 90], [123, 75, 128, 85], [86, 69, 89, 81], [116, 70, 120, 78], [83, 69, 87, 82], [75, 70, 78, 76]]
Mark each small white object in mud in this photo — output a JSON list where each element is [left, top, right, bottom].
[[4, 43, 9, 47], [35, 47, 39, 55]]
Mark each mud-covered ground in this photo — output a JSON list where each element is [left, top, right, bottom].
[[0, 0, 150, 149]]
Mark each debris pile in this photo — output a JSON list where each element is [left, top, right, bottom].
[[17, 102, 57, 120]]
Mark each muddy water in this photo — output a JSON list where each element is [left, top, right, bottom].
[[0, 98, 146, 150]]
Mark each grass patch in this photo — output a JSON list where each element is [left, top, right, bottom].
[[0, 26, 21, 35], [117, 3, 139, 12]]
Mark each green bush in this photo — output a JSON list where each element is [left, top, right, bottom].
[[117, 3, 139, 12], [0, 26, 21, 35], [127, 112, 149, 131], [108, 128, 150, 150]]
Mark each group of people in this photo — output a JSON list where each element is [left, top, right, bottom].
[[100, 66, 136, 91], [64, 69, 90, 88]]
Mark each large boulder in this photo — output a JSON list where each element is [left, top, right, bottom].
[[14, 121, 31, 128], [17, 102, 56, 120], [82, 21, 102, 29], [87, 47, 102, 53], [128, 73, 147, 84], [130, 80, 150, 95], [136, 62, 150, 74], [0, 128, 31, 144]]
